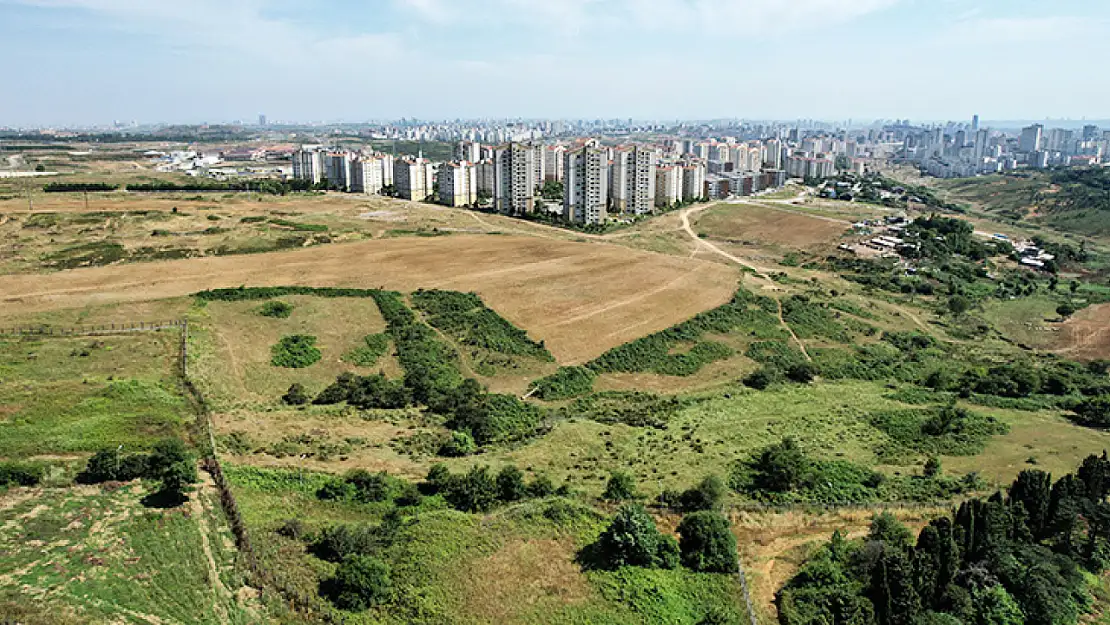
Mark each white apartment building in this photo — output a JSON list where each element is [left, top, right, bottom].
[[494, 142, 536, 215], [394, 157, 434, 201], [763, 140, 783, 170], [564, 145, 609, 225], [682, 163, 706, 201], [454, 141, 481, 163], [349, 156, 384, 194], [438, 161, 478, 207], [608, 150, 629, 213], [625, 146, 656, 215], [655, 165, 681, 207], [291, 147, 326, 184], [532, 144, 547, 188], [544, 145, 566, 182]]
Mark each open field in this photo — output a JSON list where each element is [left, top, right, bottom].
[[0, 332, 189, 459], [0, 480, 255, 624], [228, 467, 750, 625], [0, 234, 738, 364], [692, 203, 850, 253]]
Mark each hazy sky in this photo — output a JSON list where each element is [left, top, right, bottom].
[[1, 0, 1107, 126]]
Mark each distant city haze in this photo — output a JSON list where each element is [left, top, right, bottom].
[[0, 0, 1108, 126]]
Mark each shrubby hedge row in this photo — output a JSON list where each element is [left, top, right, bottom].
[[529, 366, 597, 400], [411, 289, 553, 361]]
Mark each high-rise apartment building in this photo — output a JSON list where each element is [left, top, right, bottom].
[[476, 160, 496, 197], [681, 163, 706, 201], [324, 152, 352, 191], [655, 165, 681, 207], [394, 157, 434, 201], [349, 155, 385, 195], [438, 161, 477, 207], [624, 146, 657, 215], [292, 146, 326, 184], [493, 142, 536, 215], [763, 139, 783, 170], [454, 141, 481, 163], [544, 145, 566, 182], [563, 145, 609, 225]]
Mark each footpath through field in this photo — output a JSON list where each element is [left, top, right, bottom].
[[679, 204, 812, 362]]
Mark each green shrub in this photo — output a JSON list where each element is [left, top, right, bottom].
[[281, 383, 309, 406], [345, 333, 390, 367], [870, 404, 1009, 456], [565, 391, 685, 429], [679, 475, 726, 512], [530, 366, 596, 400], [589, 504, 678, 570], [313, 372, 410, 409], [412, 289, 553, 361], [271, 335, 322, 368], [76, 448, 149, 483], [496, 465, 527, 502], [444, 465, 498, 512], [676, 511, 738, 573], [1070, 396, 1110, 428], [0, 461, 46, 487], [258, 300, 294, 318], [322, 554, 391, 611], [743, 366, 783, 390], [269, 218, 329, 232], [438, 431, 477, 457], [586, 286, 784, 377], [603, 471, 638, 501], [449, 393, 543, 444]]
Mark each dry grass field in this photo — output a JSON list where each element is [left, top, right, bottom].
[[1057, 302, 1110, 361], [0, 234, 738, 364], [692, 202, 851, 253]]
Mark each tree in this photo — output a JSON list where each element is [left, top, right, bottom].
[[78, 447, 148, 483], [867, 546, 921, 625], [147, 438, 197, 501], [785, 362, 818, 384], [869, 512, 913, 550], [445, 465, 498, 512], [1009, 469, 1052, 539], [924, 457, 942, 478], [439, 431, 477, 457], [680, 474, 726, 512], [496, 465, 527, 502], [753, 438, 811, 492], [947, 295, 971, 317], [323, 554, 391, 611], [970, 584, 1024, 625], [677, 511, 739, 573], [282, 383, 309, 406], [602, 471, 637, 501], [345, 469, 392, 503], [593, 504, 678, 570], [527, 473, 556, 498], [1056, 302, 1076, 319]]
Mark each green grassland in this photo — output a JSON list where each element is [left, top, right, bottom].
[[0, 332, 190, 458], [0, 482, 254, 624], [228, 464, 748, 625]]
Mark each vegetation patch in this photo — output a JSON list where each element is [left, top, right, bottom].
[[564, 391, 687, 429], [530, 366, 598, 400], [344, 333, 391, 367], [869, 403, 1010, 460], [258, 300, 294, 318], [411, 289, 553, 362], [588, 286, 784, 377], [271, 335, 322, 368], [42, 241, 127, 269]]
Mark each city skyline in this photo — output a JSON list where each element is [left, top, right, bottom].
[[1, 0, 1109, 126]]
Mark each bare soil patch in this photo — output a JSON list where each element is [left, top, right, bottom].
[[1056, 303, 1110, 361], [694, 203, 849, 251]]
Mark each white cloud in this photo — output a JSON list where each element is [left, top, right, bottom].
[[939, 15, 1103, 45]]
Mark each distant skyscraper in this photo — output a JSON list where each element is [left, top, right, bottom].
[[259, 114, 267, 127], [493, 142, 536, 215], [1019, 124, 1044, 153], [971, 115, 979, 132]]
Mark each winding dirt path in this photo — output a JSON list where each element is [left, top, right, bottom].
[[679, 204, 812, 362]]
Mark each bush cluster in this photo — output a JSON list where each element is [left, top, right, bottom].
[[586, 287, 784, 378], [271, 335, 322, 368], [421, 463, 560, 513], [312, 373, 411, 410], [258, 300, 294, 318], [0, 461, 46, 487], [529, 366, 597, 400], [563, 391, 686, 429], [345, 333, 390, 367], [43, 182, 119, 192], [411, 289, 553, 361], [77, 438, 197, 500]]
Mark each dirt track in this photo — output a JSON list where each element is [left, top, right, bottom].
[[0, 234, 738, 364]]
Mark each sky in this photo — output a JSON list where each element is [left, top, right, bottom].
[[0, 0, 1108, 126]]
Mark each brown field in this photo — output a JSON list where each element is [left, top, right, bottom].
[[0, 234, 738, 364], [1056, 302, 1110, 361], [693, 202, 850, 252]]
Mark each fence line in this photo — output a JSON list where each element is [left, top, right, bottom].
[[0, 320, 185, 338]]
